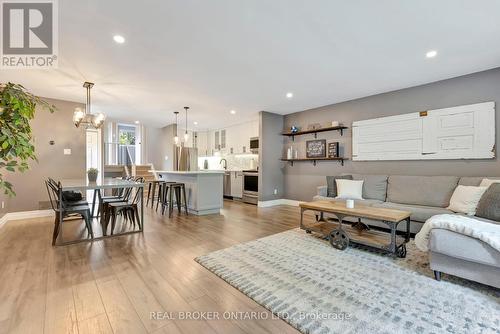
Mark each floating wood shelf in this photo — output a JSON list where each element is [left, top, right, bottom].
[[281, 157, 347, 166], [281, 126, 348, 140]]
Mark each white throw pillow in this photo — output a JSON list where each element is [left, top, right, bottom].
[[335, 179, 364, 200], [447, 185, 488, 215], [479, 178, 500, 188]]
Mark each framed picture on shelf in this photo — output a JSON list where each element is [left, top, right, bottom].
[[306, 139, 326, 158], [328, 142, 339, 158]]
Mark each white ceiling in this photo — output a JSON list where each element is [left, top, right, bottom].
[[2, 0, 500, 129]]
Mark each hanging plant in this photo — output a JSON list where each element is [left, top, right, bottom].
[[0, 82, 56, 196]]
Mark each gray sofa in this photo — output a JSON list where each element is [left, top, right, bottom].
[[314, 174, 500, 288]]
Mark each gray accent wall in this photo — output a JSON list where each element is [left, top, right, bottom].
[[284, 67, 500, 201], [3, 97, 86, 213], [259, 111, 284, 201]]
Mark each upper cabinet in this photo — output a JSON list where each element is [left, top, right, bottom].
[[201, 120, 258, 156]]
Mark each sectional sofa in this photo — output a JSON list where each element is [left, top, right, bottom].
[[314, 174, 500, 288]]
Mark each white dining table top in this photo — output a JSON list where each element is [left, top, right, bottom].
[[59, 178, 145, 191]]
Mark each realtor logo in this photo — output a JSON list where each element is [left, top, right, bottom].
[[1, 0, 58, 68]]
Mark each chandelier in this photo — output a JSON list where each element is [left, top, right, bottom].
[[73, 82, 105, 129]]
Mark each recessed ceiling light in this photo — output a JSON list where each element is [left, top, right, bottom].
[[113, 35, 125, 44], [230, 110, 236, 115], [134, 120, 140, 124], [193, 121, 198, 125], [426, 50, 437, 58], [286, 92, 294, 99]]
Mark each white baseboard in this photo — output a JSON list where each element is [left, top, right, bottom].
[[0, 210, 54, 229], [258, 199, 303, 207]]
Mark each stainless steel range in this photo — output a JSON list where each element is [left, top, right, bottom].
[[242, 170, 258, 204]]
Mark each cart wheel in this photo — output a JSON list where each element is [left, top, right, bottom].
[[305, 229, 312, 234], [396, 244, 407, 258], [329, 229, 349, 250]]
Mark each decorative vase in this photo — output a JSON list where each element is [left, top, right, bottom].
[[87, 171, 98, 182]]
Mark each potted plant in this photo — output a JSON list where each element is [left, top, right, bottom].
[[0, 82, 55, 196], [87, 168, 98, 182]]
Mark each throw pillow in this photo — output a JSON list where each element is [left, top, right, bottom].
[[479, 178, 500, 188], [335, 179, 364, 200], [476, 183, 500, 222], [447, 185, 488, 215], [326, 175, 352, 197]]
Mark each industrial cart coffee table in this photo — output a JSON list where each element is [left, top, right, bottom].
[[299, 200, 411, 258]]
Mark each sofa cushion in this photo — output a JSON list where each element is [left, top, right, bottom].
[[326, 175, 352, 197], [430, 229, 500, 267], [458, 176, 500, 186], [387, 175, 458, 207], [312, 196, 382, 206], [447, 185, 488, 216], [373, 202, 453, 223], [350, 174, 388, 201], [475, 183, 500, 223]]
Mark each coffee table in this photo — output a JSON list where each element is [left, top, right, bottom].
[[299, 200, 411, 258]]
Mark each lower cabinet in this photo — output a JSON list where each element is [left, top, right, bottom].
[[230, 171, 243, 198]]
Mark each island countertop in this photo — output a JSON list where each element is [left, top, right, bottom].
[[154, 170, 224, 215]]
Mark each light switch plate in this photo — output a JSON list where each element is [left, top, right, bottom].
[[64, 149, 72, 155]]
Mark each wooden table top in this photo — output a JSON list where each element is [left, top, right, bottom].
[[300, 200, 411, 223]]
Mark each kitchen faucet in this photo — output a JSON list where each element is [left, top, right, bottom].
[[220, 158, 227, 170]]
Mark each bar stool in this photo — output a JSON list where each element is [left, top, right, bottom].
[[168, 183, 188, 217], [146, 180, 163, 207], [158, 182, 177, 214]]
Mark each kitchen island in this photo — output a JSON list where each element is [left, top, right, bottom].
[[155, 170, 224, 215]]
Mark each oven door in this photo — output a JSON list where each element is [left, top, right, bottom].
[[243, 173, 258, 193], [243, 173, 259, 204]]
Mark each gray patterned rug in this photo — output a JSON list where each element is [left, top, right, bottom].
[[195, 229, 500, 334]]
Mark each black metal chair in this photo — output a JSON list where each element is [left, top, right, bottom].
[[45, 179, 94, 245], [97, 176, 136, 217], [102, 177, 144, 235]]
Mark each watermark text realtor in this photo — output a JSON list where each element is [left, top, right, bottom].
[[1, 0, 58, 69]]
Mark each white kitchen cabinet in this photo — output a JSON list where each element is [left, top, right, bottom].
[[196, 131, 210, 156], [230, 171, 243, 198]]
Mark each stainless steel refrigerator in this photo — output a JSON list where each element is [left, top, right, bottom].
[[174, 146, 198, 171]]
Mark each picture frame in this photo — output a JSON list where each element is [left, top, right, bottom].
[[306, 139, 326, 158], [328, 142, 339, 158]]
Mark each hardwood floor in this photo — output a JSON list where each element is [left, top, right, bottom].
[[0, 200, 305, 334]]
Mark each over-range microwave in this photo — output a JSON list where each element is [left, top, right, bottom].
[[250, 137, 259, 153]]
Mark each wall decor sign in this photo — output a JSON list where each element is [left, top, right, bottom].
[[328, 142, 339, 158], [306, 139, 326, 158]]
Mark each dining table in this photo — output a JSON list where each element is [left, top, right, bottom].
[[56, 177, 145, 245]]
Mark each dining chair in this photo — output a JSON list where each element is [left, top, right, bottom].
[[45, 179, 94, 245], [101, 177, 144, 235]]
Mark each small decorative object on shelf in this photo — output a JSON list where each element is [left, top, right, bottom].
[[346, 199, 355, 209], [87, 168, 98, 182], [290, 125, 300, 133], [287, 147, 293, 159], [330, 121, 340, 127], [307, 123, 322, 131], [328, 142, 339, 158], [306, 139, 326, 158]]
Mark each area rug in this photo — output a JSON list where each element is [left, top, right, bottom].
[[195, 229, 500, 334]]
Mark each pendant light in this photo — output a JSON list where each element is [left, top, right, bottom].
[[184, 106, 190, 141], [72, 82, 105, 129], [173, 111, 179, 145]]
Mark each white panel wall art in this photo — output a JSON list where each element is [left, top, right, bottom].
[[352, 102, 495, 161]]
